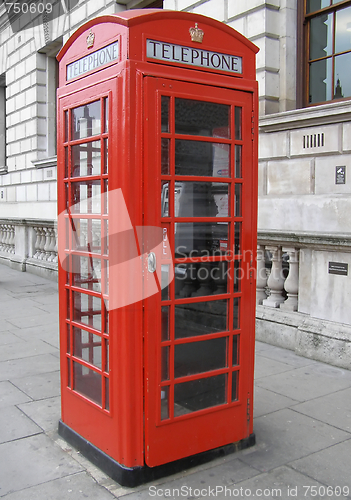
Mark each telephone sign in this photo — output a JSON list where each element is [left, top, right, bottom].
[[57, 9, 258, 486]]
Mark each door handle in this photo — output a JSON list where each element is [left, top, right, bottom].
[[147, 252, 157, 273]]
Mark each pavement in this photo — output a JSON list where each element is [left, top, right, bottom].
[[0, 263, 351, 500]]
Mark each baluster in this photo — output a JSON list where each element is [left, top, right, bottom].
[[43, 227, 51, 261], [33, 227, 41, 259], [177, 263, 197, 298], [263, 246, 286, 308], [280, 247, 299, 311], [9, 225, 15, 253], [39, 227, 47, 260], [53, 227, 58, 263], [0, 224, 4, 251], [256, 244, 268, 304], [4, 224, 10, 252], [192, 262, 213, 297]]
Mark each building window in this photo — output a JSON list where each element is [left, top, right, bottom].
[[305, 0, 351, 104], [0, 74, 6, 174]]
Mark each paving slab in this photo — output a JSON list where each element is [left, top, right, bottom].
[[18, 396, 61, 433], [0, 380, 32, 408], [0, 339, 57, 362], [257, 344, 318, 368], [290, 439, 351, 494], [0, 331, 24, 346], [256, 362, 351, 402], [239, 408, 350, 472], [0, 434, 83, 497], [12, 370, 60, 400], [0, 406, 42, 444], [254, 386, 298, 418], [6, 313, 59, 329], [0, 354, 59, 381], [0, 472, 116, 500], [254, 355, 295, 379]]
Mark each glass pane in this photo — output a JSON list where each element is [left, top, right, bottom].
[[235, 107, 242, 140], [235, 145, 242, 178], [104, 97, 108, 133], [161, 96, 170, 133], [71, 219, 101, 253], [72, 101, 100, 140], [334, 52, 351, 99], [161, 181, 169, 217], [65, 148, 69, 179], [174, 374, 226, 415], [73, 361, 102, 405], [105, 339, 109, 372], [161, 306, 170, 341], [175, 222, 229, 258], [103, 220, 108, 254], [72, 255, 101, 292], [234, 222, 241, 255], [174, 299, 228, 338], [64, 111, 68, 142], [232, 371, 238, 401], [175, 262, 228, 298], [103, 260, 109, 295], [104, 139, 108, 174], [309, 58, 332, 103], [175, 99, 230, 137], [161, 138, 170, 175], [175, 140, 230, 177], [335, 5, 351, 54], [310, 14, 333, 60], [67, 358, 71, 388], [174, 337, 227, 378], [72, 141, 101, 177], [175, 182, 229, 217], [73, 291, 102, 331], [306, 0, 330, 14], [232, 335, 239, 365], [67, 325, 71, 353], [105, 377, 109, 410], [161, 346, 169, 381], [72, 181, 101, 214], [233, 297, 240, 330], [161, 264, 170, 300], [235, 184, 241, 217], [73, 327, 102, 369], [234, 260, 241, 292], [103, 180, 108, 214], [161, 386, 169, 420]]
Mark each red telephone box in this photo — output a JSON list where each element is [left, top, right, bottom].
[[57, 9, 258, 486]]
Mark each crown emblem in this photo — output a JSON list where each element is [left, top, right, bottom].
[[86, 29, 95, 49], [189, 23, 204, 43]]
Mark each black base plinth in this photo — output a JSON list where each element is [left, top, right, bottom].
[[58, 420, 255, 488]]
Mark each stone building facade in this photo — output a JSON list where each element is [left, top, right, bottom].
[[1, 0, 351, 368]]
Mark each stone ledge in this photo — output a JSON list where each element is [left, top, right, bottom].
[[258, 228, 351, 252], [256, 305, 351, 370]]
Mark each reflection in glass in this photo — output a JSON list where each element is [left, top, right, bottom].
[[161, 181, 169, 217], [72, 141, 101, 177], [64, 110, 68, 142], [103, 180, 108, 214], [310, 14, 333, 60], [174, 374, 226, 415], [161, 306, 169, 341], [335, 6, 351, 54], [72, 101, 100, 140], [161, 138, 170, 175], [73, 361, 102, 405], [309, 58, 332, 103], [72, 255, 101, 292], [161, 346, 169, 381], [73, 291, 102, 331], [104, 97, 108, 133], [105, 377, 109, 410], [232, 371, 238, 401], [234, 260, 241, 293], [234, 222, 241, 255], [104, 139, 108, 174], [232, 334, 239, 365], [72, 181, 101, 214], [65, 148, 69, 178], [334, 52, 351, 99], [175, 140, 230, 177], [175, 262, 228, 298], [306, 0, 329, 14], [73, 327, 102, 369], [104, 339, 109, 372], [161, 96, 170, 133], [174, 337, 227, 378], [235, 107, 242, 140], [161, 265, 170, 300], [235, 184, 241, 217], [174, 299, 227, 338], [161, 386, 169, 420], [235, 145, 242, 178], [175, 182, 229, 217], [71, 219, 101, 253], [175, 222, 228, 258], [175, 99, 229, 137], [233, 297, 240, 330]]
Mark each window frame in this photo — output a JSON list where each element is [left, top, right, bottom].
[[303, 0, 351, 106]]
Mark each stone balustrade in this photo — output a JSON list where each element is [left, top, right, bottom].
[[0, 218, 58, 279]]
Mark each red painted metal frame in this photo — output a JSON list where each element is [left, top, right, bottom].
[[57, 9, 258, 470]]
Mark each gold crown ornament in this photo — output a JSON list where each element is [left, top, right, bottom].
[[86, 29, 95, 49], [189, 23, 204, 43]]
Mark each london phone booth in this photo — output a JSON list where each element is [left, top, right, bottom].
[[57, 9, 258, 486]]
